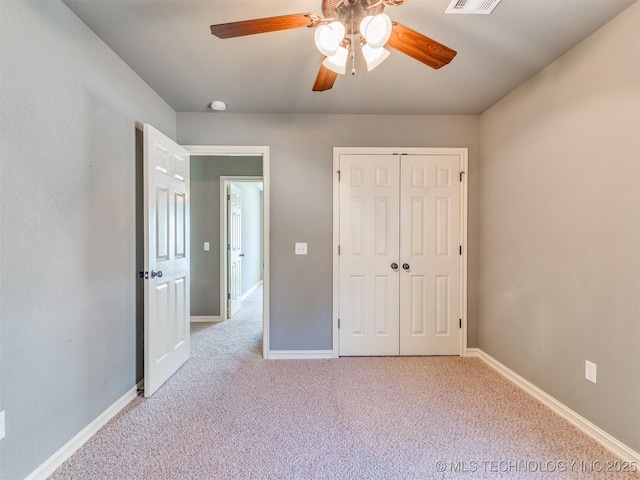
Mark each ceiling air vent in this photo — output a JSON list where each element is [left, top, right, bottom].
[[445, 0, 502, 14]]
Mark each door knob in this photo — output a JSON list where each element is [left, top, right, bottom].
[[151, 270, 163, 278], [239, 253, 245, 257], [391, 263, 398, 270], [402, 263, 410, 271]]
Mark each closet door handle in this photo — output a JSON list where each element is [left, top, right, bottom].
[[391, 263, 398, 270], [402, 263, 410, 271]]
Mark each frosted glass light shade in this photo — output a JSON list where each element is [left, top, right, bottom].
[[314, 21, 346, 57], [322, 46, 349, 75], [362, 44, 390, 71], [361, 14, 392, 49]]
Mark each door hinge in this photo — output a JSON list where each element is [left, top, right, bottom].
[[459, 245, 462, 255], [227, 293, 231, 300], [338, 245, 340, 255], [338, 318, 340, 329], [459, 318, 462, 328], [227, 194, 231, 200], [460, 171, 465, 182], [227, 243, 231, 251], [337, 170, 341, 181]]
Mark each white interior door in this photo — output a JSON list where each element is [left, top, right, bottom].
[[399, 155, 461, 355], [227, 183, 242, 317], [339, 154, 400, 355], [143, 124, 190, 397], [337, 151, 463, 356]]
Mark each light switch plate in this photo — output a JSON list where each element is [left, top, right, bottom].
[[204, 242, 210, 251], [0, 410, 5, 440], [295, 243, 307, 255], [585, 360, 597, 384]]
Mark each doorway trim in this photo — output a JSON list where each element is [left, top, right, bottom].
[[184, 145, 270, 359], [332, 147, 469, 358], [220, 176, 264, 322]]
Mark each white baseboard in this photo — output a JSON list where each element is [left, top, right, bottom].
[[190, 315, 222, 323], [471, 348, 640, 464], [241, 280, 263, 301], [26, 384, 139, 480], [268, 350, 334, 360]]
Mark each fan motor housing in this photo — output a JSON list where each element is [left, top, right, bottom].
[[322, 0, 386, 34]]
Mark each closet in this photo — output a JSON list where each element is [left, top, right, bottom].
[[334, 148, 467, 356]]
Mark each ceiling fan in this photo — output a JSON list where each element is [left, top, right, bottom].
[[210, 0, 457, 92]]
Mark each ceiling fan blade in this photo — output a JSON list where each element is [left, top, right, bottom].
[[312, 62, 338, 92], [211, 13, 321, 39], [387, 22, 457, 69]]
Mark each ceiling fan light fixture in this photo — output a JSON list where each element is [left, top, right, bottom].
[[322, 45, 349, 75], [314, 21, 346, 56], [208, 2, 458, 93], [361, 14, 392, 49], [362, 44, 390, 71]]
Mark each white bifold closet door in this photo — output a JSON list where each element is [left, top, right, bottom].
[[339, 153, 461, 356]]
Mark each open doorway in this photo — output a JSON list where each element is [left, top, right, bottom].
[[185, 146, 270, 357], [136, 141, 271, 388], [220, 177, 263, 321]]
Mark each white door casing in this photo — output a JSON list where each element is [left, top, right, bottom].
[[227, 183, 243, 317], [184, 146, 269, 359], [219, 175, 265, 325], [338, 154, 401, 355], [334, 148, 468, 357], [143, 124, 190, 397]]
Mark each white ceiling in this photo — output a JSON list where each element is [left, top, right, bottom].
[[63, 0, 636, 115]]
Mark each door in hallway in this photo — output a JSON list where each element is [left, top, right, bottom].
[[227, 183, 243, 317]]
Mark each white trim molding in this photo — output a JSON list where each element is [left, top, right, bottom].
[[241, 280, 263, 301], [268, 350, 335, 360], [469, 348, 640, 464], [190, 316, 222, 323], [26, 385, 139, 480]]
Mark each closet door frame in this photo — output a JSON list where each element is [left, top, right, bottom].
[[332, 147, 469, 358]]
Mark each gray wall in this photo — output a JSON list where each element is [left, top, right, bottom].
[[0, 2, 176, 478], [178, 114, 481, 350], [478, 2, 640, 452], [190, 157, 263, 316], [7, 1, 636, 477], [236, 182, 264, 295]]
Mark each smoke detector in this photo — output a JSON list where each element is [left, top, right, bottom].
[[209, 100, 227, 111], [446, 0, 502, 14]]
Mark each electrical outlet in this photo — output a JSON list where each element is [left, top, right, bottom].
[[295, 243, 307, 255], [585, 360, 597, 384], [0, 410, 5, 440]]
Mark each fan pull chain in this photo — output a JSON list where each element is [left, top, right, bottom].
[[351, 39, 356, 75], [350, 12, 356, 75]]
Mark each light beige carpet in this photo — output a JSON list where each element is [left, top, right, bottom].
[[50, 292, 639, 479]]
